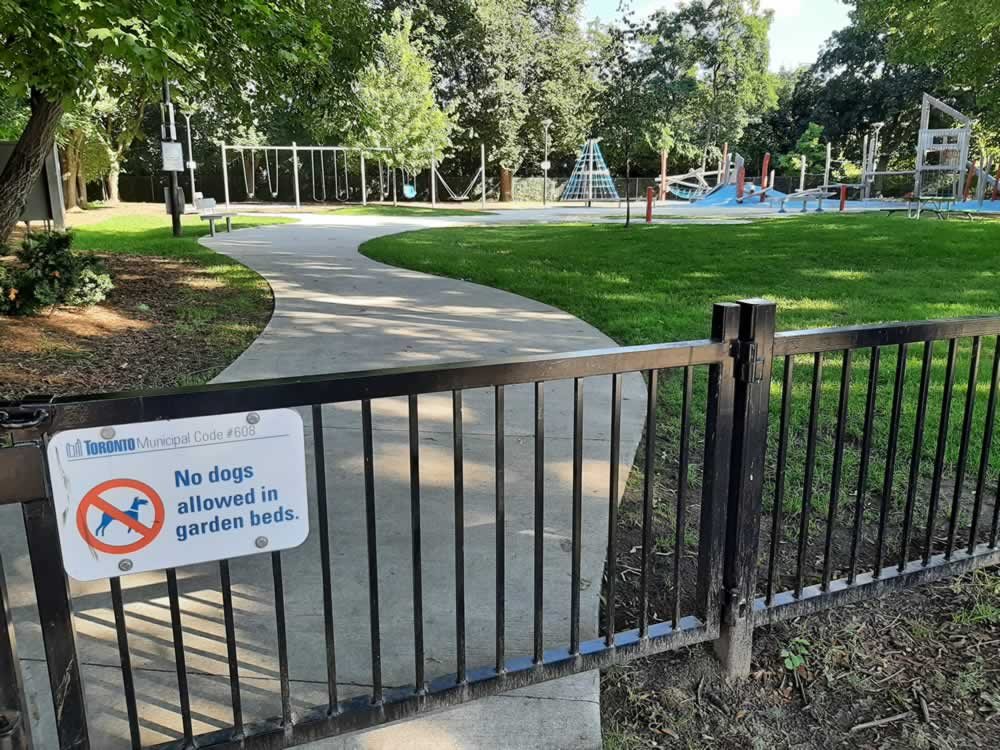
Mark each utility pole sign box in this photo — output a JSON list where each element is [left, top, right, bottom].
[[46, 409, 309, 581]]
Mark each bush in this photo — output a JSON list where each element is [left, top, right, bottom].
[[0, 231, 113, 315]]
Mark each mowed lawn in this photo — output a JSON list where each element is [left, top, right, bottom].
[[363, 214, 1000, 549]]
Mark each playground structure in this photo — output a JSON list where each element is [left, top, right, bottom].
[[560, 138, 621, 202], [219, 142, 488, 209]]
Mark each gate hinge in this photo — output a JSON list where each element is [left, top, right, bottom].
[[733, 341, 765, 384]]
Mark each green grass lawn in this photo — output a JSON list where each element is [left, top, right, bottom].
[[363, 214, 1000, 559], [73, 214, 292, 385], [325, 205, 492, 217]]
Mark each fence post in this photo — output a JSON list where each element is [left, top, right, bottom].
[[696, 304, 740, 636], [715, 298, 775, 679]]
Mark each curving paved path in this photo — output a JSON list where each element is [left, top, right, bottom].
[[11, 211, 647, 750]]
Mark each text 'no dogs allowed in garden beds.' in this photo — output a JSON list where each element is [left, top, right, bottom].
[[47, 409, 309, 581]]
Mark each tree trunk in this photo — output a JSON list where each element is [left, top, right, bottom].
[[499, 167, 513, 202], [0, 88, 65, 245], [59, 147, 78, 210], [660, 151, 668, 200], [107, 162, 121, 203], [76, 167, 87, 207]]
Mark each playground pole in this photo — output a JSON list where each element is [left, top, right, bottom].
[[994, 164, 1000, 201], [430, 148, 437, 207], [840, 184, 848, 212], [721, 142, 729, 184], [360, 154, 367, 206], [480, 143, 487, 209], [222, 144, 230, 210], [393, 167, 398, 206], [736, 165, 745, 203], [824, 142, 832, 188], [861, 134, 869, 199], [799, 155, 806, 192], [292, 142, 301, 208], [964, 158, 977, 202], [646, 187, 654, 224], [760, 152, 771, 203]]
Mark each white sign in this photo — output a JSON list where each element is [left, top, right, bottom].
[[540, 160, 551, 171], [47, 409, 309, 581], [161, 141, 184, 172]]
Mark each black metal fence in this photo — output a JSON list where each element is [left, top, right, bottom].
[[1, 300, 1000, 749]]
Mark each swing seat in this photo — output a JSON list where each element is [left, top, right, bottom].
[[403, 184, 417, 199]]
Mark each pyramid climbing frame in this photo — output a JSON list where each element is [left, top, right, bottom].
[[561, 139, 620, 202]]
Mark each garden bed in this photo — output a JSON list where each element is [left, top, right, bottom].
[[0, 214, 288, 399]]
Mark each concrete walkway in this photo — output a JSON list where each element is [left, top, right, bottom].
[[8, 211, 647, 749]]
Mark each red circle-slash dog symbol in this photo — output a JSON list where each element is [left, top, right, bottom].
[[76, 479, 165, 555]]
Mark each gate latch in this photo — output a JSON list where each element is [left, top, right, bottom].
[[722, 587, 748, 625], [735, 341, 765, 384]]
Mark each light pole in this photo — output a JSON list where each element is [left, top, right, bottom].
[[182, 111, 196, 202], [541, 118, 553, 206]]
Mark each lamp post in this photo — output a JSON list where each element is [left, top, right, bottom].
[[542, 118, 553, 206], [182, 111, 196, 202]]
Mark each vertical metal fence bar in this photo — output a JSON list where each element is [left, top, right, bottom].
[[218, 560, 244, 731], [605, 374, 623, 646], [639, 369, 659, 637], [849, 347, 881, 584], [0, 553, 32, 750], [494, 385, 506, 672], [453, 390, 467, 684], [946, 337, 982, 559], [109, 578, 141, 750], [899, 342, 934, 570], [533, 382, 545, 664], [311, 403, 339, 711], [969, 337, 1000, 553], [765, 356, 794, 605], [697, 303, 739, 636], [361, 399, 383, 703], [570, 379, 584, 655], [795, 352, 823, 597], [874, 344, 908, 576], [408, 396, 425, 692], [271, 552, 293, 726], [21, 498, 89, 750], [672, 367, 692, 628], [924, 339, 958, 563], [165, 568, 194, 744], [992, 472, 1000, 548], [822, 350, 853, 590]]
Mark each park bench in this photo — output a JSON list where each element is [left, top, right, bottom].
[[194, 196, 238, 236]]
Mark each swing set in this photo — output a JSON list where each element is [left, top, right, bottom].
[[220, 142, 489, 209]]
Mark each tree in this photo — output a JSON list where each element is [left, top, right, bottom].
[[778, 122, 827, 175], [383, 0, 597, 199], [0, 0, 375, 243], [344, 11, 452, 170], [855, 1, 1000, 127], [657, 0, 776, 169]]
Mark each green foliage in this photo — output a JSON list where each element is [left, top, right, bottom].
[[387, 0, 596, 172], [345, 10, 452, 170], [856, 1, 1000, 129], [779, 122, 827, 174], [780, 637, 811, 672], [0, 232, 113, 315]]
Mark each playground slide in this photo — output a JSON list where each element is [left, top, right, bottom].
[[695, 183, 787, 208]]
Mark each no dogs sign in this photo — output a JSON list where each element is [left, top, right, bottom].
[[47, 409, 309, 581]]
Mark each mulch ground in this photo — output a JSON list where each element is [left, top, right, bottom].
[[601, 468, 1000, 749], [0, 253, 272, 400]]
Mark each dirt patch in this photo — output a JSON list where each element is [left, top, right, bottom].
[[0, 253, 272, 399], [602, 570, 1000, 749]]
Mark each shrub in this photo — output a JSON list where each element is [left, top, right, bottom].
[[0, 231, 113, 315]]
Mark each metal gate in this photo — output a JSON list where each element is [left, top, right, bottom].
[[3, 299, 1000, 749]]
